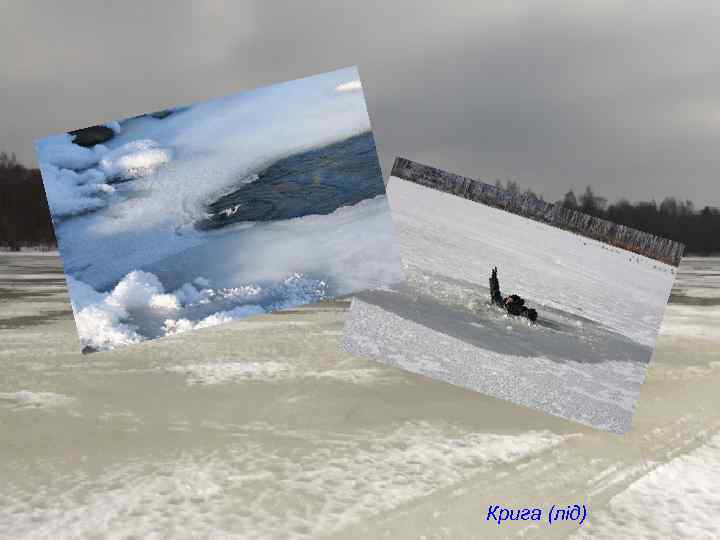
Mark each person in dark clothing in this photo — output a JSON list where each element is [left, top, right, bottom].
[[489, 267, 504, 306], [489, 267, 538, 322]]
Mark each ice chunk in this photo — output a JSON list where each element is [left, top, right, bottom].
[[66, 275, 142, 351], [106, 270, 165, 309], [163, 305, 265, 336], [34, 133, 107, 170], [98, 140, 172, 181], [39, 163, 111, 218], [68, 272, 171, 351], [149, 293, 181, 310], [66, 270, 322, 351], [73, 302, 142, 351]]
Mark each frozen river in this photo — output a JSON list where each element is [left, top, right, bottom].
[[1, 252, 718, 538]]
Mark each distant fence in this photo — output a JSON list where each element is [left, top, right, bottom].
[[391, 157, 685, 266]]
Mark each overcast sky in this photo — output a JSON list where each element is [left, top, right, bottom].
[[2, 1, 719, 205]]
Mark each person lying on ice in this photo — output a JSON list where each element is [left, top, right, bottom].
[[489, 267, 538, 322]]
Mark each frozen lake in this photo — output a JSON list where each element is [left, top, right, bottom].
[[0, 252, 718, 538]]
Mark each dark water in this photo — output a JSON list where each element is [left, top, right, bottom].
[[198, 132, 385, 229]]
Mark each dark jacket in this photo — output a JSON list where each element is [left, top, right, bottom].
[[489, 268, 538, 322]]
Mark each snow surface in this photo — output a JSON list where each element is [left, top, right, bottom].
[[0, 391, 76, 411], [34, 67, 402, 351], [383, 177, 675, 348], [39, 162, 113, 218], [658, 258, 720, 343], [572, 433, 720, 539], [102, 121, 122, 134], [2, 253, 718, 538], [344, 296, 646, 433], [1, 421, 568, 539], [343, 177, 676, 433], [163, 360, 402, 387]]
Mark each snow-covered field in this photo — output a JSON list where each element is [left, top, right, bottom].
[[0, 253, 718, 538], [343, 177, 677, 433], [34, 67, 402, 352]]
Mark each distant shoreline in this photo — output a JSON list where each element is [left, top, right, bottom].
[[3, 248, 720, 259], [391, 158, 685, 266]]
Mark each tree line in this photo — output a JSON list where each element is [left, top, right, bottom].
[[1, 152, 719, 255], [0, 152, 56, 250], [493, 180, 719, 255], [546, 184, 717, 256], [393, 158, 686, 264]]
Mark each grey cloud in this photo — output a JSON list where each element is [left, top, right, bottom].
[[1, 0, 718, 205]]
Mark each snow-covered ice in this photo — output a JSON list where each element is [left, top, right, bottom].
[[1, 252, 718, 539], [0, 391, 76, 411], [343, 177, 677, 433], [33, 67, 402, 351], [572, 432, 720, 539]]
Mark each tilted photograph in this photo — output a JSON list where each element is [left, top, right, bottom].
[[343, 159, 684, 433], [33, 67, 403, 353]]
